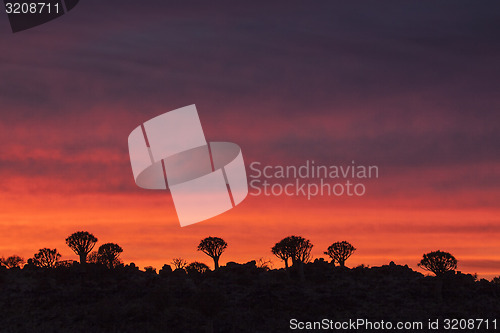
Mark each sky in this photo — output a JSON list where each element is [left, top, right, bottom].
[[0, 1, 499, 278]]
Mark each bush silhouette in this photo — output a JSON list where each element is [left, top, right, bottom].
[[324, 241, 356, 268], [256, 257, 273, 271], [186, 261, 209, 274], [159, 264, 172, 276], [197, 237, 227, 270], [32, 248, 61, 268], [87, 251, 101, 264], [56, 260, 77, 268], [1, 255, 25, 268], [97, 243, 123, 269], [144, 266, 156, 274], [65, 231, 98, 264], [418, 250, 457, 276]]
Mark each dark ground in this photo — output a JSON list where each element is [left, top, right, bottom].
[[0, 260, 499, 333]]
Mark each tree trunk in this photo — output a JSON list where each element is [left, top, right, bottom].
[[284, 259, 289, 270], [79, 253, 87, 264], [213, 257, 219, 270]]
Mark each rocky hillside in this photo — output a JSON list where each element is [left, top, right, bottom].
[[0, 260, 498, 333]]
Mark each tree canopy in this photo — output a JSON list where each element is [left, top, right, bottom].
[[97, 243, 123, 269], [33, 248, 61, 268], [418, 250, 457, 276], [272, 235, 313, 269], [171, 257, 188, 269]]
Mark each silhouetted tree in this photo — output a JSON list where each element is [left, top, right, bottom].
[[32, 248, 61, 268], [418, 250, 457, 276], [324, 241, 356, 267], [197, 237, 227, 270], [272, 241, 291, 269], [171, 257, 188, 269], [65, 231, 98, 264], [186, 261, 209, 274], [492, 277, 500, 285], [272, 236, 313, 281], [97, 243, 123, 269], [272, 236, 313, 268], [0, 255, 25, 268], [289, 236, 313, 266]]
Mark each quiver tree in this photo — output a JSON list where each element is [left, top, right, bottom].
[[418, 250, 457, 276], [287, 235, 313, 281], [32, 248, 61, 268], [272, 241, 291, 270], [272, 235, 313, 282], [65, 231, 98, 264], [97, 243, 123, 269], [272, 235, 313, 270], [287, 236, 313, 266], [197, 237, 227, 270], [324, 241, 356, 267]]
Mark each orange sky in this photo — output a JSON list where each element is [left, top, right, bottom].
[[1, 176, 499, 278]]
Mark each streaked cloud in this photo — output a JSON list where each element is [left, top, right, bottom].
[[0, 1, 499, 278]]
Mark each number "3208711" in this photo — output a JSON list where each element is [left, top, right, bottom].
[[5, 2, 61, 14]]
